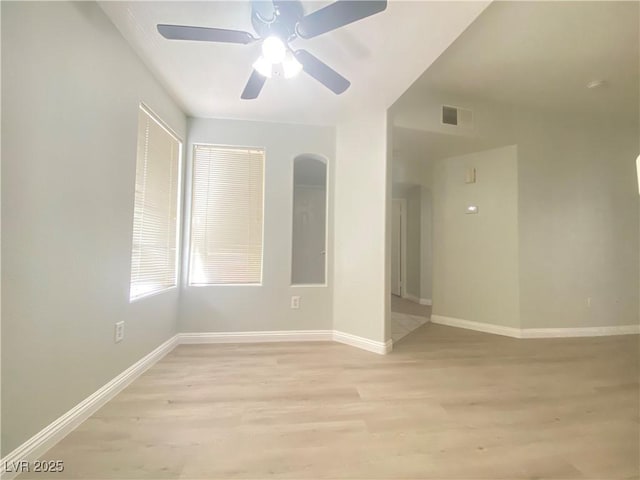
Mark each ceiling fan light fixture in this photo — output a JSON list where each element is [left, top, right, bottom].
[[282, 52, 303, 79], [157, 0, 389, 99], [252, 56, 273, 78], [261, 35, 286, 64]]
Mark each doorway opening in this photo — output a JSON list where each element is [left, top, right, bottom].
[[390, 184, 431, 343]]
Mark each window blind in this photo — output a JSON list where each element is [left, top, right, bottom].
[[129, 105, 181, 300], [189, 144, 264, 285]]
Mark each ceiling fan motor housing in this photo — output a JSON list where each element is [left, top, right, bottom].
[[251, 0, 305, 41]]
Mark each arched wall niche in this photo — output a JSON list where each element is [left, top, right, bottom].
[[291, 154, 328, 286]]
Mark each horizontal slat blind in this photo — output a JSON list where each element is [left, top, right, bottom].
[[189, 144, 264, 285], [129, 105, 181, 300]]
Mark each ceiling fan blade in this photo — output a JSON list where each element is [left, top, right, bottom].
[[157, 24, 256, 44], [241, 70, 267, 99], [294, 50, 350, 94], [296, 0, 387, 39]]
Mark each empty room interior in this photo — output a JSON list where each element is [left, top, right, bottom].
[[2, 1, 639, 479]]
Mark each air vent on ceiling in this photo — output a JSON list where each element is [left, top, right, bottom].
[[442, 105, 474, 128]]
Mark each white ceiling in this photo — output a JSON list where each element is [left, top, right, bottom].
[[397, 1, 639, 119], [393, 126, 503, 162], [99, 1, 489, 125]]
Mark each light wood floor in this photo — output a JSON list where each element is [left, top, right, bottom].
[[25, 324, 639, 479]]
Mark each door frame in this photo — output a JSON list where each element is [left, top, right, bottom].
[[392, 198, 407, 298]]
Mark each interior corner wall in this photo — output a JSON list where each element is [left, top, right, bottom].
[[179, 117, 335, 333], [432, 145, 520, 328], [1, 1, 186, 456], [392, 151, 433, 187], [385, 112, 393, 342], [333, 112, 388, 343]]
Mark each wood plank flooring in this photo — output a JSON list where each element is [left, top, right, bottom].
[[23, 324, 640, 479]]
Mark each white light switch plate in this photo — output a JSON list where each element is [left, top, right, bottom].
[[291, 296, 300, 309], [466, 205, 479, 214], [114, 321, 125, 343], [465, 167, 476, 184]]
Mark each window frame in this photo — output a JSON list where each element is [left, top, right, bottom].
[[129, 103, 184, 302]]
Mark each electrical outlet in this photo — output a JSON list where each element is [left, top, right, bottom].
[[587, 297, 592, 308], [291, 296, 300, 309], [114, 321, 125, 343]]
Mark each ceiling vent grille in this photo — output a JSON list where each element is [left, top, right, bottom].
[[442, 105, 474, 128]]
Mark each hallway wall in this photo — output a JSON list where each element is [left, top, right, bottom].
[[431, 145, 520, 328]]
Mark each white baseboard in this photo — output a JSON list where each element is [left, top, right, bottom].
[[431, 315, 640, 339], [520, 324, 640, 338], [431, 315, 521, 338], [6, 316, 635, 479], [179, 330, 392, 355], [402, 294, 432, 306], [1, 327, 392, 478], [178, 330, 333, 344], [332, 331, 393, 355], [402, 293, 419, 303], [0, 334, 179, 480]]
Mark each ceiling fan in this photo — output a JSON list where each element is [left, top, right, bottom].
[[157, 0, 387, 100]]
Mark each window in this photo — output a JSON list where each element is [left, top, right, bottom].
[[291, 155, 328, 285], [189, 144, 264, 285], [129, 105, 182, 300]]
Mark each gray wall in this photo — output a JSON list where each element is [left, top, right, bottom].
[[393, 88, 639, 330], [432, 145, 520, 328], [179, 117, 335, 333], [1, 1, 186, 455], [517, 112, 640, 328], [334, 112, 388, 343]]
